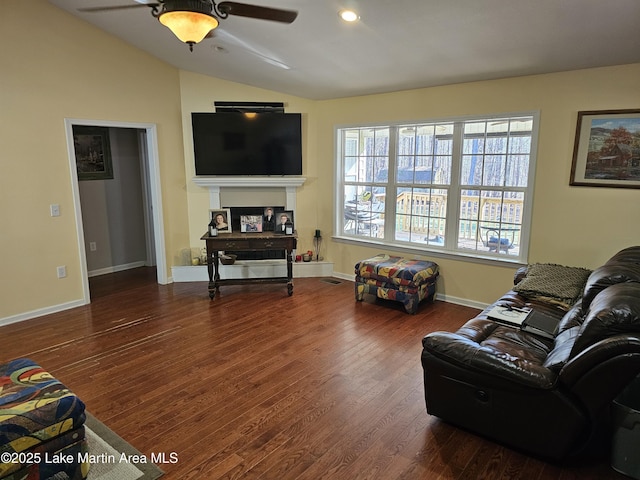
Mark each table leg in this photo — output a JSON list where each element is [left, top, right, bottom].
[[211, 251, 221, 299], [206, 246, 214, 299], [286, 248, 294, 296]]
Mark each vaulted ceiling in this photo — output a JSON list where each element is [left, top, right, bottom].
[[49, 0, 640, 100]]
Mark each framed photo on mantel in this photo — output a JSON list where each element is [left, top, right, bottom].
[[570, 109, 640, 189], [240, 215, 263, 233], [209, 209, 231, 233], [274, 211, 294, 234]]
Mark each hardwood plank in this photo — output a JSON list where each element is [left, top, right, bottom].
[[0, 268, 628, 480]]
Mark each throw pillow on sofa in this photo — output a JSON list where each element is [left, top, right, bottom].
[[514, 263, 592, 309]]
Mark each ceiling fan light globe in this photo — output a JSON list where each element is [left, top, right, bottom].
[[159, 11, 219, 44]]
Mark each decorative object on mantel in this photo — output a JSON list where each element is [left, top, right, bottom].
[[570, 109, 640, 189], [208, 219, 217, 237], [78, 1, 298, 52]]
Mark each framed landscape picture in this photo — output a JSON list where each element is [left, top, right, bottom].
[[73, 125, 114, 181], [570, 109, 640, 188]]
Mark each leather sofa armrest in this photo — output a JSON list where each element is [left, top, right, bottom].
[[422, 321, 557, 389], [559, 335, 640, 417], [561, 335, 640, 387]]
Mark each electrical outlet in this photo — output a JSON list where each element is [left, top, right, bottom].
[[89, 242, 97, 251], [50, 204, 60, 217], [56, 266, 67, 278]]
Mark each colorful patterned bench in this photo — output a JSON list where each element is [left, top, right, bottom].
[[0, 358, 88, 480], [355, 254, 439, 314]]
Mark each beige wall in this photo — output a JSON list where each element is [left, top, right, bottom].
[[3, 0, 639, 321], [315, 64, 640, 304], [0, 1, 188, 319]]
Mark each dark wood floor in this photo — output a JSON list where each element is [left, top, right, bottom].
[[0, 268, 627, 479]]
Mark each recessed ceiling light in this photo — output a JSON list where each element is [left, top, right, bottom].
[[339, 9, 359, 22]]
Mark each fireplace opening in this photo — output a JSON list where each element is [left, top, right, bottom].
[[224, 206, 286, 260]]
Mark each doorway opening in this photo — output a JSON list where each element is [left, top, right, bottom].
[[64, 119, 167, 305]]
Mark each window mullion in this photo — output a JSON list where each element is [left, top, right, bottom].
[[385, 126, 398, 240], [445, 122, 464, 249]]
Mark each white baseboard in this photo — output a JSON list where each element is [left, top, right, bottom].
[[332, 271, 355, 282], [172, 260, 335, 282], [435, 294, 488, 310], [0, 299, 86, 328], [88, 261, 147, 278], [1, 264, 488, 328]]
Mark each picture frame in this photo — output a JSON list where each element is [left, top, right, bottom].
[[262, 207, 276, 232], [274, 210, 295, 234], [240, 215, 263, 233], [73, 125, 114, 181], [209, 208, 232, 233], [570, 109, 640, 188]]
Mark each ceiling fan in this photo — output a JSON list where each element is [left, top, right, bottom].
[[79, 0, 298, 51]]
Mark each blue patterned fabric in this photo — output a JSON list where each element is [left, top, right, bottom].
[[355, 254, 439, 287], [355, 255, 439, 314], [0, 358, 88, 479]]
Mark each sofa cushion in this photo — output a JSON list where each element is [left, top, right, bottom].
[[581, 264, 640, 308], [423, 318, 556, 388], [543, 325, 582, 371], [513, 263, 592, 309]]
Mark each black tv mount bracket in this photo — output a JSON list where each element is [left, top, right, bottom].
[[213, 101, 285, 113]]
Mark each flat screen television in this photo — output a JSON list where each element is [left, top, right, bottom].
[[192, 112, 303, 176]]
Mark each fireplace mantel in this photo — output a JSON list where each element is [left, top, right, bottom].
[[192, 176, 307, 211], [174, 175, 335, 283], [193, 176, 306, 189]]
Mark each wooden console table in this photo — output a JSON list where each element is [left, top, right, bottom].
[[201, 231, 298, 299]]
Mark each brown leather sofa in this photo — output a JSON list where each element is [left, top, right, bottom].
[[421, 246, 640, 460]]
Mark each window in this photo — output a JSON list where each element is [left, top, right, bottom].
[[336, 113, 538, 262]]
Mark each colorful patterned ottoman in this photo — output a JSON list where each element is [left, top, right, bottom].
[[0, 358, 89, 480], [355, 254, 439, 314]]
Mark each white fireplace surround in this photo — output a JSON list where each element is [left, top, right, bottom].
[[173, 175, 334, 282], [172, 176, 337, 282], [192, 176, 307, 212]]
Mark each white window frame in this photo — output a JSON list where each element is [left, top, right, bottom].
[[334, 111, 540, 265]]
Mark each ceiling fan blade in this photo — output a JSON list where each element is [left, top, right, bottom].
[[217, 2, 298, 23], [78, 4, 158, 13]]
